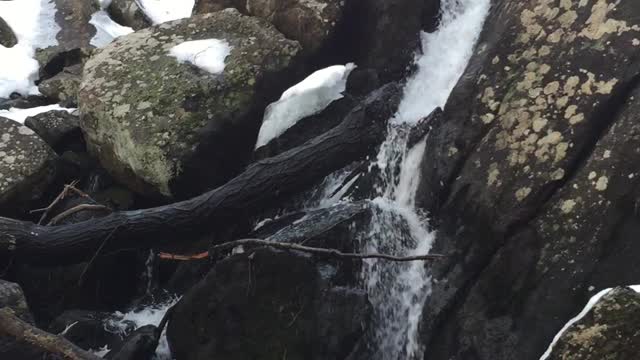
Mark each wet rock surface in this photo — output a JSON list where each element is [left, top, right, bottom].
[[545, 287, 640, 360], [0, 16, 16, 48], [416, 1, 640, 359], [168, 247, 371, 360]]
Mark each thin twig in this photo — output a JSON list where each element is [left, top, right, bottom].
[[159, 239, 448, 262], [77, 220, 126, 287], [30, 180, 80, 224], [47, 204, 112, 226]]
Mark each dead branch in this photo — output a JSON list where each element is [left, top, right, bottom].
[[48, 204, 112, 226], [208, 239, 448, 262], [0, 307, 101, 360]]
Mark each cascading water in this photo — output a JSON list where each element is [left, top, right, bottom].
[[349, 0, 490, 358]]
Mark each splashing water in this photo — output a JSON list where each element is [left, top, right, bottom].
[[354, 0, 490, 358]]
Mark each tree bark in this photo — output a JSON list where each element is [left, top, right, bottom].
[[0, 307, 101, 360], [0, 84, 400, 266]]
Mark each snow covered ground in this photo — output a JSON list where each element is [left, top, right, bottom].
[[539, 285, 640, 359], [0, 0, 59, 98], [0, 104, 75, 123], [169, 39, 232, 74], [136, 0, 195, 24], [255, 63, 356, 148]]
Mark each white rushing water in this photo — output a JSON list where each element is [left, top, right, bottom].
[[348, 0, 490, 358]]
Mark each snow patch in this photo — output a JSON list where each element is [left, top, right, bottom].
[[539, 285, 640, 359], [89, 11, 134, 47], [98, 0, 113, 10], [136, 0, 195, 24], [0, 0, 60, 98], [255, 63, 356, 148], [0, 105, 76, 124], [169, 39, 232, 74]]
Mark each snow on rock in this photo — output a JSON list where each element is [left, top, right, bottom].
[[0, 104, 75, 124], [539, 285, 640, 360], [169, 39, 232, 74], [98, 0, 113, 10], [89, 10, 134, 47], [106, 296, 180, 360], [255, 63, 356, 149], [0, 0, 60, 98], [137, 0, 195, 24]]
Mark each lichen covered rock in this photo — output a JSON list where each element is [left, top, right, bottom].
[[0, 117, 57, 215], [79, 9, 301, 197], [546, 287, 640, 360]]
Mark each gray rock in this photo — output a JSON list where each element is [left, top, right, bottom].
[[194, 0, 344, 55], [79, 9, 301, 198], [546, 287, 640, 360], [24, 110, 81, 150], [37, 64, 83, 107], [0, 117, 57, 216], [0, 280, 33, 324], [0, 16, 17, 47], [108, 0, 151, 30]]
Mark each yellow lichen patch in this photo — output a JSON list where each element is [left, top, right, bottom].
[[595, 176, 608, 191], [561, 199, 577, 213], [580, 0, 635, 40], [515, 187, 532, 201], [487, 163, 500, 186]]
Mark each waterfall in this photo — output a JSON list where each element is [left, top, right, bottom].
[[344, 0, 490, 357]]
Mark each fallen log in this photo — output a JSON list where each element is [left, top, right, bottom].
[[0, 83, 401, 266], [0, 307, 101, 360]]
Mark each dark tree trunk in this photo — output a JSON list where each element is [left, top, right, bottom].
[[0, 84, 400, 266]]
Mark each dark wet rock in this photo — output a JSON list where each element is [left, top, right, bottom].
[[545, 287, 640, 360], [0, 16, 17, 47], [48, 310, 129, 351], [24, 110, 82, 152], [345, 68, 380, 97], [0, 95, 53, 110], [0, 280, 33, 324], [108, 0, 151, 30], [36, 47, 92, 81], [79, 9, 302, 198], [0, 117, 57, 217], [414, 1, 640, 360], [168, 247, 371, 360], [38, 64, 83, 107], [106, 325, 159, 360], [422, 0, 441, 33], [407, 107, 443, 148], [194, 0, 344, 55], [337, 0, 424, 83]]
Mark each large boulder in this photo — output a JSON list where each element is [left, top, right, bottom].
[[545, 287, 640, 360], [194, 0, 343, 56], [415, 1, 640, 359], [0, 117, 57, 216], [168, 247, 371, 360], [79, 9, 301, 198], [24, 110, 82, 152]]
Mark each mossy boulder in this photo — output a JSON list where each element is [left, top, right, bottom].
[[546, 287, 640, 360], [0, 117, 57, 216], [0, 17, 17, 48], [79, 9, 301, 198]]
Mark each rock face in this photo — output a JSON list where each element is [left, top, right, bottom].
[[108, 0, 151, 30], [195, 0, 343, 56], [38, 63, 83, 107], [415, 1, 640, 359], [24, 110, 81, 152], [0, 118, 57, 216], [0, 16, 17, 48], [79, 9, 301, 198], [168, 247, 371, 360], [545, 287, 640, 360]]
